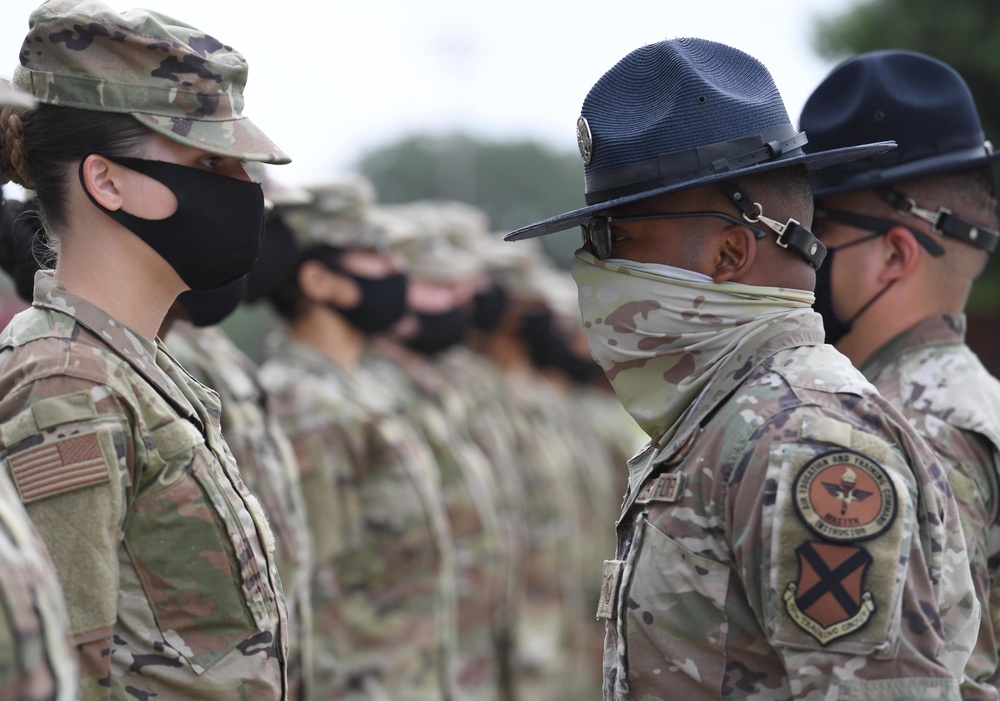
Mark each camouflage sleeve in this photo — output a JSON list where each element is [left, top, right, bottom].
[[280, 410, 356, 566], [0, 468, 78, 701], [338, 412, 454, 695], [728, 407, 971, 698], [0, 376, 135, 698], [933, 429, 1000, 696]]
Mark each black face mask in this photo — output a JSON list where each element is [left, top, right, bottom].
[[404, 307, 471, 356], [80, 154, 265, 291], [813, 234, 894, 346], [472, 281, 508, 332], [327, 271, 408, 336], [177, 275, 248, 328], [519, 309, 566, 369]]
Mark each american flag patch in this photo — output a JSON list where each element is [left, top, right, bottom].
[[8, 433, 111, 503]]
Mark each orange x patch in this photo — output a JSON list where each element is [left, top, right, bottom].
[[783, 540, 875, 645]]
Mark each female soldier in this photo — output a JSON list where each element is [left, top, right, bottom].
[[0, 2, 290, 699]]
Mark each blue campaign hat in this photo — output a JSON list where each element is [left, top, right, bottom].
[[505, 38, 893, 241], [801, 50, 1000, 198]]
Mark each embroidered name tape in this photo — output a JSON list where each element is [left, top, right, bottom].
[[635, 473, 686, 504]]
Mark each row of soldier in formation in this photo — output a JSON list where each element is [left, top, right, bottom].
[[0, 170, 644, 700]]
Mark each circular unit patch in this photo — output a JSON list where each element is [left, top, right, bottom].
[[792, 449, 897, 543]]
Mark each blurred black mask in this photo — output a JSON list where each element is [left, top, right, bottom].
[[472, 281, 508, 332], [404, 307, 471, 355]]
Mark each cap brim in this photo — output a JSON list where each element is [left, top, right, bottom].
[[504, 140, 896, 241], [810, 146, 1000, 198], [134, 113, 291, 165]]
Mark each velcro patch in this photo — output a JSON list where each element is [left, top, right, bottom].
[[8, 433, 111, 503], [596, 559, 624, 620], [783, 540, 875, 645], [30, 391, 98, 430], [635, 473, 686, 504], [792, 450, 897, 542]]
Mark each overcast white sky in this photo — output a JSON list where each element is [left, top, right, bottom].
[[0, 0, 859, 186]]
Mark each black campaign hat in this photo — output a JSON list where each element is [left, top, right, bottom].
[[505, 38, 893, 241], [801, 50, 1000, 198]]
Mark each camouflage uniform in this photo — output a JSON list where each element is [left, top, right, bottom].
[[500, 369, 591, 700], [860, 314, 1000, 699], [438, 328, 592, 700], [166, 320, 313, 700], [364, 338, 508, 701], [261, 338, 456, 701], [435, 345, 527, 699], [0, 272, 287, 700], [0, 464, 76, 701], [600, 310, 978, 700]]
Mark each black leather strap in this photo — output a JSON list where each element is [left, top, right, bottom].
[[876, 187, 998, 253], [720, 183, 827, 269]]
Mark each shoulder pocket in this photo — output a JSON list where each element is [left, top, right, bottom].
[[124, 421, 265, 673]]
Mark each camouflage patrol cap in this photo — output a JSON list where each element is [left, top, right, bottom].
[[13, 0, 289, 163], [0, 79, 34, 109], [401, 239, 482, 284], [283, 175, 388, 250], [381, 201, 483, 283]]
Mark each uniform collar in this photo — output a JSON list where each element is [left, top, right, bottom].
[[31, 270, 202, 424], [860, 314, 966, 382], [623, 311, 826, 502]]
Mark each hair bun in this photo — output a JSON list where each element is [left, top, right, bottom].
[[0, 108, 34, 189], [0, 197, 49, 302]]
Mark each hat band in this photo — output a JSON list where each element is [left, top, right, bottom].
[[17, 68, 243, 120], [584, 125, 808, 205]]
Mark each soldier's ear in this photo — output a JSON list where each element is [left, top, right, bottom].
[[80, 154, 123, 211], [297, 259, 360, 308], [879, 226, 921, 283], [711, 224, 756, 283], [80, 154, 177, 219]]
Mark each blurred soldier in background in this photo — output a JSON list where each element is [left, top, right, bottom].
[[455, 234, 589, 700], [247, 176, 457, 700], [363, 203, 511, 701]]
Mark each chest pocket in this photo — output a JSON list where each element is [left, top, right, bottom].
[[124, 419, 268, 673], [613, 513, 730, 697]]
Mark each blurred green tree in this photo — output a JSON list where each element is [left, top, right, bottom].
[[813, 0, 1000, 314], [355, 132, 584, 267]]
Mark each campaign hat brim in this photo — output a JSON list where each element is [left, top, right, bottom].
[[505, 140, 894, 241], [809, 145, 1000, 198]]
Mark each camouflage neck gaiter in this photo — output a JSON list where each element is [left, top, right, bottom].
[[571, 250, 815, 440]]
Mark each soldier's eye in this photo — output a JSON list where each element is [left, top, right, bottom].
[[200, 155, 224, 170]]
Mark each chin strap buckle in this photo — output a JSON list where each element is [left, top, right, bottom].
[[876, 186, 999, 253], [720, 182, 827, 269]]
